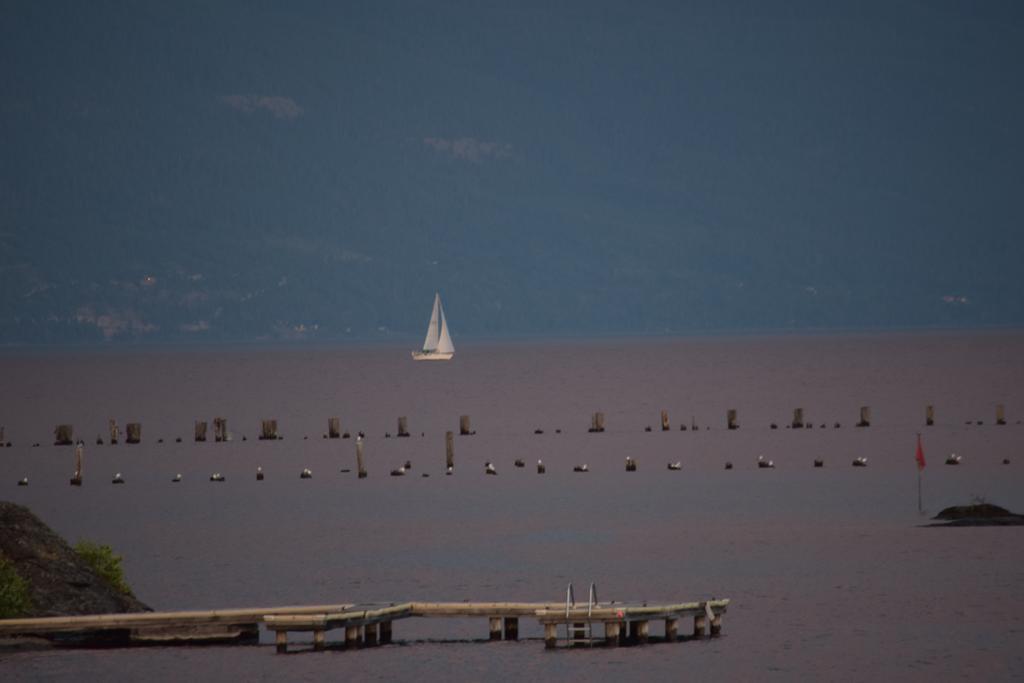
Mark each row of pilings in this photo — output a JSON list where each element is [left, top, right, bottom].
[[0, 403, 1013, 448]]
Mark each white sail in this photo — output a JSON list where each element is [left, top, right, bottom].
[[436, 301, 455, 354], [413, 292, 454, 360], [422, 293, 441, 351]]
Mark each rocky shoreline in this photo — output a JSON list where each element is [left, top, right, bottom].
[[0, 501, 149, 627]]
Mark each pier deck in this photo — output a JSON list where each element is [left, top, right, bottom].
[[0, 598, 729, 652]]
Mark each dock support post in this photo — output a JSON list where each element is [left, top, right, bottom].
[[665, 618, 678, 642], [489, 617, 502, 641], [503, 617, 518, 641], [711, 614, 722, 636], [380, 620, 392, 644], [589, 412, 605, 433], [926, 405, 934, 426], [636, 620, 649, 644], [604, 621, 620, 646], [857, 406, 871, 427], [328, 417, 340, 439], [214, 417, 227, 442], [345, 625, 360, 648], [194, 421, 207, 442], [997, 404, 1007, 425], [544, 622, 557, 649], [356, 440, 368, 479], [618, 621, 628, 645], [313, 629, 326, 651], [660, 410, 670, 431], [446, 431, 454, 470], [397, 416, 409, 437], [694, 613, 707, 638], [364, 623, 378, 646], [727, 409, 738, 430], [126, 422, 141, 444], [792, 408, 804, 429], [275, 630, 288, 654], [460, 415, 471, 435]]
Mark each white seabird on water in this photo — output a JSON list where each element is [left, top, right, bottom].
[[485, 462, 497, 475]]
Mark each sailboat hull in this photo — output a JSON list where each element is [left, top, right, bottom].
[[411, 351, 454, 361]]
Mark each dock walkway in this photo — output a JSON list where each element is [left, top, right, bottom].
[[0, 598, 729, 652]]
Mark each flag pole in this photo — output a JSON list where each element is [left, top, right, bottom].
[[916, 432, 925, 515], [921, 464, 929, 511]]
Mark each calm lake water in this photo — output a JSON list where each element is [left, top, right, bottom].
[[2, 332, 1024, 681]]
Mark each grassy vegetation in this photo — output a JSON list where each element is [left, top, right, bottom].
[[74, 541, 132, 595], [0, 553, 32, 618]]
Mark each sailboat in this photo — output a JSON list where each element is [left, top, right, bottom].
[[412, 292, 455, 361]]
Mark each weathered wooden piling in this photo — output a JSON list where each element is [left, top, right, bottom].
[[665, 618, 678, 642], [460, 415, 472, 435], [791, 408, 804, 429], [0, 426, 4, 447], [857, 406, 871, 427], [54, 424, 73, 446], [214, 417, 228, 442], [693, 613, 707, 638], [445, 431, 454, 470], [108, 419, 119, 445], [356, 439, 367, 479], [544, 622, 558, 648], [70, 441, 83, 486], [397, 416, 410, 438], [260, 420, 279, 440], [625, 457, 637, 472], [660, 410, 670, 431], [328, 417, 340, 439], [503, 617, 518, 641], [997, 404, 1007, 425], [126, 423, 141, 444], [537, 460, 546, 474], [194, 421, 207, 442], [345, 625, 360, 647], [727, 409, 738, 430], [926, 405, 934, 426], [589, 412, 606, 433]]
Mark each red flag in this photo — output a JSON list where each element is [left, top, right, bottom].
[[915, 434, 926, 470]]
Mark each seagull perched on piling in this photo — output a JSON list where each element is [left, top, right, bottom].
[[300, 468, 312, 479], [17, 477, 28, 486], [945, 453, 962, 465], [573, 464, 589, 472], [485, 462, 497, 475], [537, 460, 545, 474], [757, 455, 775, 469], [446, 465, 453, 476], [172, 473, 182, 482], [112, 472, 125, 484], [852, 456, 868, 467], [210, 472, 225, 482]]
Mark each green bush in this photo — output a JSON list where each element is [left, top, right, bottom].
[[0, 553, 32, 618], [74, 541, 132, 595]]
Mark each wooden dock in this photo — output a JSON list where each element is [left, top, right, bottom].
[[0, 598, 729, 653]]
